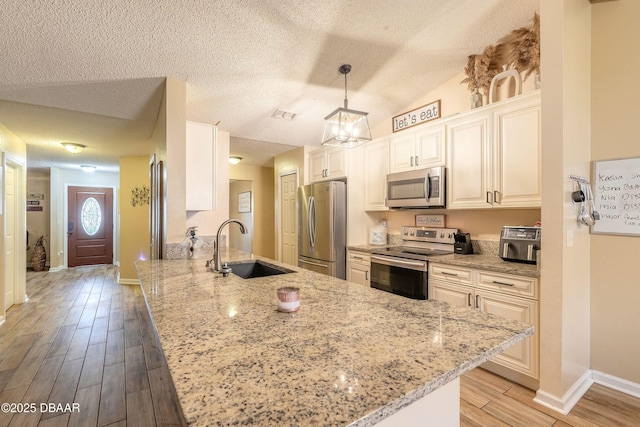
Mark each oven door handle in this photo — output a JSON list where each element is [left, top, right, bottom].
[[370, 255, 427, 271]]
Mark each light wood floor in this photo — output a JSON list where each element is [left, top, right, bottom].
[[1, 266, 639, 426]]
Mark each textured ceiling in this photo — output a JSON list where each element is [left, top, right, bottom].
[[0, 0, 539, 170]]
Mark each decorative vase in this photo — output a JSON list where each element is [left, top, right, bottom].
[[470, 89, 483, 109], [488, 65, 522, 104], [31, 244, 46, 271]]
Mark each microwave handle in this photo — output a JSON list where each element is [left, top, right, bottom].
[[425, 171, 431, 199]]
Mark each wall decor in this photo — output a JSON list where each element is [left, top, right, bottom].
[[415, 214, 445, 228], [130, 185, 150, 207], [392, 100, 441, 132], [591, 157, 640, 236], [238, 191, 251, 213], [27, 192, 45, 201]]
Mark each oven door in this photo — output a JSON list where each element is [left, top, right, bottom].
[[370, 254, 428, 300]]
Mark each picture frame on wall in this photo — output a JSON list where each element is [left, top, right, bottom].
[[238, 191, 251, 213]]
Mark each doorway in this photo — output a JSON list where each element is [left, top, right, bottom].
[[229, 180, 253, 253], [67, 186, 114, 267]]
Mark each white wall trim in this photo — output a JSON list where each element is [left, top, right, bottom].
[[534, 369, 593, 415], [0, 315, 5, 326], [592, 370, 640, 399]]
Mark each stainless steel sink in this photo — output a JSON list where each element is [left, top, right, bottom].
[[230, 260, 294, 279]]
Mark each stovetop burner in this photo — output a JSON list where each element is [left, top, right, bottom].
[[371, 246, 454, 261], [369, 226, 459, 261]]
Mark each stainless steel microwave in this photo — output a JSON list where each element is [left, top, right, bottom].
[[385, 166, 446, 208]]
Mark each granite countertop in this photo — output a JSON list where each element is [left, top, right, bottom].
[[348, 244, 540, 278], [136, 249, 533, 426]]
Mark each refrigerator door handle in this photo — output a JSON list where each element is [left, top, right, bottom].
[[308, 196, 316, 248]]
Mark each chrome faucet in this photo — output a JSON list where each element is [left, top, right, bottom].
[[208, 219, 248, 276]]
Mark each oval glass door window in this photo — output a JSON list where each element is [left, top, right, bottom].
[[81, 197, 102, 236]]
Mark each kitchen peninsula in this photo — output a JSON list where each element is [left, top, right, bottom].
[[135, 248, 533, 426]]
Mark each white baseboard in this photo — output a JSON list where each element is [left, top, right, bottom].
[[0, 315, 5, 326], [48, 266, 66, 272], [117, 273, 140, 285], [534, 369, 594, 415], [592, 370, 640, 399]]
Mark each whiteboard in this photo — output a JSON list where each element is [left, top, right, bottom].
[[592, 157, 640, 236]]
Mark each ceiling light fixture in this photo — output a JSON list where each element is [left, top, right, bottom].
[[229, 156, 242, 165], [62, 142, 86, 154], [322, 64, 372, 149], [80, 165, 96, 173]]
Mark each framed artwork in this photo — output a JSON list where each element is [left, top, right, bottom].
[[238, 191, 251, 213]]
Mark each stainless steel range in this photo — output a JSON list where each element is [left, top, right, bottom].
[[370, 226, 459, 300]]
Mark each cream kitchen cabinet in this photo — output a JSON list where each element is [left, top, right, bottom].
[[186, 121, 216, 211], [309, 147, 348, 182], [429, 263, 539, 389], [347, 250, 370, 286], [364, 138, 389, 211], [446, 90, 541, 209], [389, 123, 445, 173]]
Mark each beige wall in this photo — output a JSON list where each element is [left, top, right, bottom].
[[163, 78, 187, 244], [590, 0, 640, 384], [119, 157, 150, 282], [26, 169, 51, 265], [230, 164, 275, 258]]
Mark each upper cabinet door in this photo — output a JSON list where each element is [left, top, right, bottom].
[[414, 125, 446, 168], [308, 147, 348, 182], [308, 149, 328, 182], [325, 147, 348, 180], [186, 121, 216, 211], [364, 138, 390, 211], [492, 94, 542, 208], [446, 114, 492, 209], [389, 122, 446, 173], [389, 133, 416, 173]]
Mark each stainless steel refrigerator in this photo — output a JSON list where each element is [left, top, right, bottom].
[[298, 181, 346, 279]]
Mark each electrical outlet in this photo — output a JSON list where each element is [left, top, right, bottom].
[[566, 230, 574, 247]]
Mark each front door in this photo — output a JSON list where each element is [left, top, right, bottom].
[[68, 186, 113, 267]]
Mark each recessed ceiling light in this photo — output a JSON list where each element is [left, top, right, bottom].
[[229, 156, 242, 165], [62, 142, 86, 154], [80, 165, 96, 173]]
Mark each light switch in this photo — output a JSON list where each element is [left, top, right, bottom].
[[566, 230, 574, 247]]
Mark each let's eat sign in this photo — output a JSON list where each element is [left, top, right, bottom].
[[392, 100, 441, 132]]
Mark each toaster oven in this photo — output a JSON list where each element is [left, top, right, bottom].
[[499, 226, 541, 264]]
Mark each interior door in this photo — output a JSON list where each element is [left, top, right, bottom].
[[280, 172, 297, 266], [68, 186, 113, 267], [4, 163, 16, 309]]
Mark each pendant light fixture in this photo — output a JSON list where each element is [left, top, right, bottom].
[[322, 64, 372, 148]]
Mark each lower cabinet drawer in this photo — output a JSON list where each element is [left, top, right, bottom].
[[429, 264, 473, 285], [476, 270, 537, 299]]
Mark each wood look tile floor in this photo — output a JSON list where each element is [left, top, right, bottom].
[[0, 266, 638, 426]]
